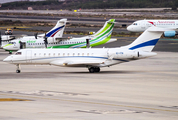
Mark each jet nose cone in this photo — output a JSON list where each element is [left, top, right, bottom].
[[127, 25, 133, 31], [3, 56, 11, 62]]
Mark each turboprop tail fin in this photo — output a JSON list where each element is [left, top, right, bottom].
[[92, 19, 115, 39], [123, 26, 178, 52], [46, 18, 67, 38]]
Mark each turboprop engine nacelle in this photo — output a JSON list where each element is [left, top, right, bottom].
[[46, 37, 56, 43]]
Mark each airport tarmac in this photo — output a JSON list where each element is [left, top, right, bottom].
[[0, 49, 178, 120]]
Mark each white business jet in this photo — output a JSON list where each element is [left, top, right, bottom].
[[4, 26, 175, 73], [127, 19, 178, 37]]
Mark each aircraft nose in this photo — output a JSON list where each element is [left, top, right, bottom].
[[127, 25, 133, 31], [3, 45, 10, 50], [3, 56, 11, 62]]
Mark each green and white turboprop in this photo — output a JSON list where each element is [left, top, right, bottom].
[[3, 19, 67, 54], [3, 19, 117, 53], [48, 19, 117, 48]]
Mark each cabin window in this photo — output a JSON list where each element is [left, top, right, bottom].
[[78, 53, 80, 56], [82, 53, 84, 56], [58, 53, 60, 56], [63, 53, 65, 56], [44, 53, 46, 56], [15, 52, 21, 55], [73, 53, 75, 56], [87, 53, 89, 56], [49, 53, 50, 56], [53, 53, 55, 56], [67, 53, 69, 56], [34, 53, 36, 56], [39, 53, 41, 56]]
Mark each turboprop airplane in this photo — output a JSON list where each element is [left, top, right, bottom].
[[3, 19, 67, 54], [127, 19, 178, 37], [3, 19, 117, 53], [4, 26, 176, 73], [0, 35, 16, 48]]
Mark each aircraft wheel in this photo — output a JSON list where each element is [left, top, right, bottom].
[[89, 67, 95, 73], [94, 67, 100, 72], [16, 70, 21, 73], [9, 51, 12, 54]]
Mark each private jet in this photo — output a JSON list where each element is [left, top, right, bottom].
[[4, 26, 176, 73]]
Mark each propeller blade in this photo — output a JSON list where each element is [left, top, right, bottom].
[[0, 31, 2, 46], [34, 32, 38, 39], [44, 33, 48, 48], [86, 38, 90, 48], [19, 41, 23, 49]]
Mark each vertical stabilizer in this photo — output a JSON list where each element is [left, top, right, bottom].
[[123, 26, 176, 52], [46, 18, 67, 38], [93, 19, 115, 39]]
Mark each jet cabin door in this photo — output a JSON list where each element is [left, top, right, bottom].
[[26, 50, 32, 63]]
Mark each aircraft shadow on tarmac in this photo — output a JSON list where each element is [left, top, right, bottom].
[[0, 70, 144, 79]]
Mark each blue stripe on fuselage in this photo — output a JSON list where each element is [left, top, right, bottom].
[[13, 56, 129, 62]]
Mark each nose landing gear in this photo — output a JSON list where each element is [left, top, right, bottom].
[[16, 64, 21, 73]]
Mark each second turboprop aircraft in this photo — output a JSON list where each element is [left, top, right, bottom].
[[3, 19, 117, 53]]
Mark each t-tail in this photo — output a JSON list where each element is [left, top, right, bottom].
[[46, 18, 67, 38], [122, 26, 177, 52]]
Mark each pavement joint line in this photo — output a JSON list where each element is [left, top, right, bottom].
[[1, 93, 178, 113]]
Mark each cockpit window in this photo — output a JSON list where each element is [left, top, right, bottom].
[[15, 52, 21, 55], [133, 23, 137, 25], [9, 42, 16, 44]]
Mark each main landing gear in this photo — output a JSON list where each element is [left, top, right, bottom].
[[88, 67, 100, 73], [16, 64, 21, 73]]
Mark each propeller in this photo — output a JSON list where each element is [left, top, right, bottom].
[[19, 41, 23, 49], [34, 32, 38, 39], [43, 33, 48, 48], [86, 38, 90, 48], [0, 31, 2, 47]]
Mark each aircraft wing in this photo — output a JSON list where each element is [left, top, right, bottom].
[[2, 35, 16, 41], [50, 60, 105, 66], [55, 37, 72, 41]]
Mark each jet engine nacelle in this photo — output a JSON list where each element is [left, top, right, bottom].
[[164, 31, 176, 37], [108, 49, 139, 59]]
